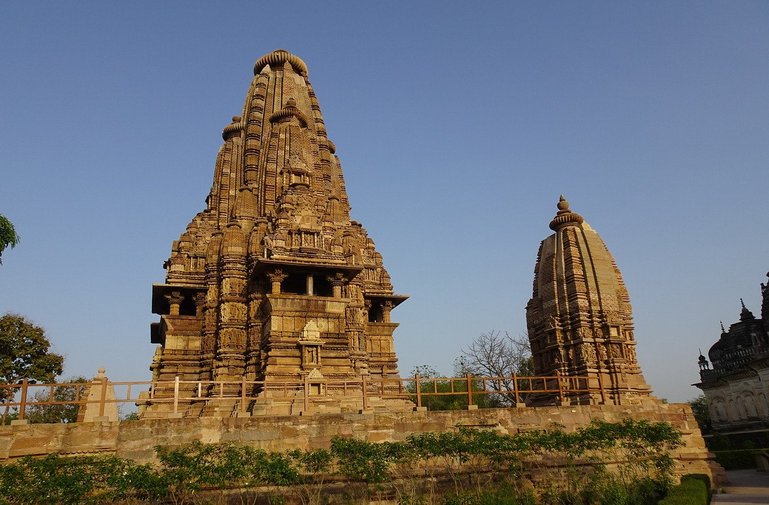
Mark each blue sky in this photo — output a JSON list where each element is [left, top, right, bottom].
[[1, 2, 767, 402]]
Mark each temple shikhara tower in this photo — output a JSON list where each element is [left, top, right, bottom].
[[143, 50, 408, 417], [526, 196, 652, 405]]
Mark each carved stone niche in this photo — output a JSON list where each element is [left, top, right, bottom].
[[298, 321, 324, 370], [306, 368, 326, 396]]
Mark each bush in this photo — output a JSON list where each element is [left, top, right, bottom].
[[443, 479, 537, 505], [658, 475, 708, 505], [0, 419, 683, 504], [330, 437, 412, 483], [681, 473, 710, 491], [155, 440, 300, 497], [713, 449, 756, 470], [0, 454, 154, 505]]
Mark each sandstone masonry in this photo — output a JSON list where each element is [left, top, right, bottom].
[[527, 197, 652, 405], [146, 50, 408, 418], [0, 403, 719, 483]]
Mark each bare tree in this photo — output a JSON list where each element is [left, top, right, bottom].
[[457, 330, 533, 406]]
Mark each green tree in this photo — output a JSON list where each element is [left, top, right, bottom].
[[0, 214, 20, 264], [0, 313, 64, 423], [689, 395, 711, 433], [25, 377, 88, 424], [407, 365, 495, 411]]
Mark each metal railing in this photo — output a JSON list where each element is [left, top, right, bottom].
[[409, 373, 597, 408], [0, 372, 602, 422]]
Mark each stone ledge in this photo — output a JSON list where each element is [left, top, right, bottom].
[[0, 402, 718, 485]]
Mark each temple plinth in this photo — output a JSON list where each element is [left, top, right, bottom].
[[526, 196, 652, 405], [143, 50, 409, 418]]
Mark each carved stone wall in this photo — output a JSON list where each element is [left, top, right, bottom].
[[700, 370, 769, 430]]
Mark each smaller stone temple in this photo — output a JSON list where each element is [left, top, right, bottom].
[[695, 275, 769, 432], [526, 196, 653, 405]]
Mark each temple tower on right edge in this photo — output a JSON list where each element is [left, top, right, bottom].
[[526, 196, 652, 405]]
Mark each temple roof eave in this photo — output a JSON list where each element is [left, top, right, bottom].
[[252, 257, 363, 273], [364, 292, 409, 308]]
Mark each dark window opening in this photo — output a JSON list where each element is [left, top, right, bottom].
[[282, 273, 306, 295], [368, 302, 384, 323], [179, 296, 197, 316], [157, 298, 170, 315], [313, 275, 333, 297]]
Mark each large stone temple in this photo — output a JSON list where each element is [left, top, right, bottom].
[[143, 50, 409, 417], [526, 196, 653, 405]]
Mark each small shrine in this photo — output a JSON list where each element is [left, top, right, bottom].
[[526, 196, 653, 405]]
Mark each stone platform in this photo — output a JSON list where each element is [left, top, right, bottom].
[[0, 402, 721, 484]]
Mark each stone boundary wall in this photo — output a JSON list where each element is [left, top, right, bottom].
[[0, 402, 721, 481]]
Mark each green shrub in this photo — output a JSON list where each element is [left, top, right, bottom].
[[658, 476, 708, 505], [0, 454, 152, 505], [681, 473, 710, 491], [442, 480, 537, 505], [0, 420, 683, 503], [155, 440, 300, 495], [330, 437, 411, 482], [713, 449, 756, 470]]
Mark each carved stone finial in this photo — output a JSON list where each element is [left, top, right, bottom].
[[697, 350, 709, 370], [222, 116, 245, 140], [269, 97, 308, 127], [253, 49, 308, 76], [549, 195, 584, 231], [740, 298, 755, 321]]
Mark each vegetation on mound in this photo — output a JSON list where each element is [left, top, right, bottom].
[[0, 419, 683, 504], [657, 474, 709, 505]]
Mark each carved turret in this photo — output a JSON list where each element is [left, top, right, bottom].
[[146, 50, 409, 418], [526, 196, 652, 405]]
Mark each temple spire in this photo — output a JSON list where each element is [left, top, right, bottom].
[[528, 196, 652, 405], [145, 50, 409, 418]]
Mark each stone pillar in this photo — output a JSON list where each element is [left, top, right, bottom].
[[165, 291, 184, 316], [77, 368, 119, 423], [306, 274, 314, 296], [194, 292, 206, 317], [267, 269, 287, 294], [329, 273, 345, 298], [383, 300, 393, 323]]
